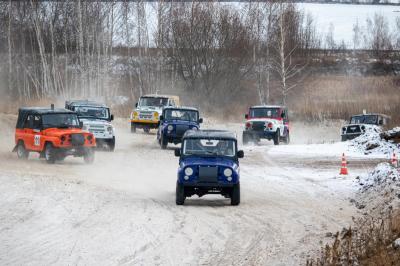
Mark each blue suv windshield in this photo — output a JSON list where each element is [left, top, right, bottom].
[[183, 138, 236, 157], [164, 109, 198, 122]]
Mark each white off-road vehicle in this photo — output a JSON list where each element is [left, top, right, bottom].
[[341, 113, 390, 141], [65, 100, 115, 151], [130, 94, 180, 133], [242, 105, 290, 145]]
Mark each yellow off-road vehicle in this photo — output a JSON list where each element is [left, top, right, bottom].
[[130, 94, 180, 133]]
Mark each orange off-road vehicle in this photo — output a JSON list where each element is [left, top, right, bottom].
[[13, 106, 96, 164]]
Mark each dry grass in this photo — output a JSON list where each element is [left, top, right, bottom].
[[292, 76, 400, 126], [307, 210, 400, 266]]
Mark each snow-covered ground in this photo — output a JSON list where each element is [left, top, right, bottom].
[[354, 162, 400, 214], [0, 115, 393, 265]]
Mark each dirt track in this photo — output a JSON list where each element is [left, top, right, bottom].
[[0, 116, 377, 265]]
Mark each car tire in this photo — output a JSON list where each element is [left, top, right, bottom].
[[341, 135, 347, 142], [242, 132, 249, 145], [16, 141, 29, 159], [108, 137, 115, 152], [83, 148, 95, 164], [284, 132, 290, 144], [57, 152, 66, 161], [143, 127, 150, 134], [44, 143, 56, 164], [231, 183, 240, 206], [161, 134, 168, 149], [131, 124, 136, 133], [176, 182, 185, 205], [273, 129, 280, 145]]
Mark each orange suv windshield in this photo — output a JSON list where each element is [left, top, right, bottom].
[[42, 114, 80, 129]]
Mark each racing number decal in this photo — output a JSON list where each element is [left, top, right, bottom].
[[34, 135, 40, 146]]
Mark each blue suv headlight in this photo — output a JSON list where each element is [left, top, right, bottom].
[[167, 125, 174, 131], [184, 167, 194, 176], [223, 168, 232, 177]]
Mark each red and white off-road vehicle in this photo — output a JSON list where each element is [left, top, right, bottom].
[[242, 105, 290, 145]]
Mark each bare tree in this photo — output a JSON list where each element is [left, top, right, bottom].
[[272, 3, 305, 105], [366, 13, 392, 57], [326, 22, 336, 51], [352, 19, 361, 50], [7, 0, 12, 97]]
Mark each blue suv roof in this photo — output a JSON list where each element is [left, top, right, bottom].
[[183, 130, 237, 140]]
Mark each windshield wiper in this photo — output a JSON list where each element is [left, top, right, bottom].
[[58, 123, 71, 128], [42, 123, 56, 128]]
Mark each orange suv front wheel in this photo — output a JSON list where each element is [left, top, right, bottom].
[[44, 143, 56, 164]]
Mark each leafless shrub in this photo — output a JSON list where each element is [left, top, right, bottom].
[[307, 210, 400, 265]]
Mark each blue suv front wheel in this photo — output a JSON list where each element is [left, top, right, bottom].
[[176, 182, 185, 205], [231, 183, 240, 205]]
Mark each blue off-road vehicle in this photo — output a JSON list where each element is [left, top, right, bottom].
[[157, 107, 203, 149], [174, 130, 244, 206]]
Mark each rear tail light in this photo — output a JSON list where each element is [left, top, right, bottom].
[[246, 122, 251, 129], [267, 122, 273, 129]]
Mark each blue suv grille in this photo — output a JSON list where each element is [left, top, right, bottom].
[[198, 166, 218, 183], [176, 125, 190, 136]]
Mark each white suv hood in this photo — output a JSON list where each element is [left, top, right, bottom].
[[80, 118, 114, 139], [80, 118, 112, 127]]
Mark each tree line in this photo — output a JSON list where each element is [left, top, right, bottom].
[[0, 1, 398, 110]]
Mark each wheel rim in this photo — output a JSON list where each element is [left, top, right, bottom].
[[17, 145, 24, 157], [45, 147, 51, 160]]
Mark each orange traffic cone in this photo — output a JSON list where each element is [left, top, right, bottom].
[[340, 153, 348, 175], [391, 152, 398, 167]]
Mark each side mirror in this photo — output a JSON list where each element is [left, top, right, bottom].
[[174, 149, 181, 157], [135, 102, 138, 108], [160, 115, 164, 121], [198, 118, 203, 124], [110, 114, 114, 121], [237, 150, 244, 158], [245, 114, 248, 119], [79, 121, 83, 128], [281, 112, 285, 118]]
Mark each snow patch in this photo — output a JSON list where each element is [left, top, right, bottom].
[[355, 163, 400, 212], [349, 126, 399, 156], [270, 126, 399, 159]]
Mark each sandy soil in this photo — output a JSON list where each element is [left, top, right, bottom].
[[0, 115, 379, 265]]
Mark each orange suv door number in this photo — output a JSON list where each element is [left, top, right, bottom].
[[34, 135, 41, 146]]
